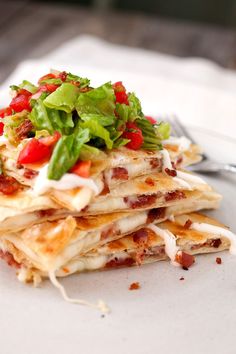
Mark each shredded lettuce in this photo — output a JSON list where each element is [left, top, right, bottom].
[[47, 127, 90, 180], [10, 80, 38, 94], [76, 82, 115, 118], [30, 98, 74, 135], [155, 121, 171, 140], [136, 118, 163, 150], [79, 119, 113, 149], [43, 83, 79, 113]]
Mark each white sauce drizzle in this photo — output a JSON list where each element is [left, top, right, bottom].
[[148, 224, 180, 266], [163, 136, 191, 151], [160, 149, 173, 170], [33, 164, 99, 196], [176, 170, 207, 185], [49, 271, 110, 313], [190, 223, 236, 255]]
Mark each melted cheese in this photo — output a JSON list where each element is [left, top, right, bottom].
[[49, 271, 110, 313], [160, 149, 173, 170], [148, 224, 180, 266], [33, 164, 99, 196], [191, 222, 236, 255], [117, 211, 147, 234]]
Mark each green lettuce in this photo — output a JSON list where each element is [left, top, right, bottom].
[[43, 83, 79, 113], [29, 98, 74, 135], [79, 119, 113, 149], [76, 82, 115, 118], [47, 127, 90, 180], [136, 118, 163, 150], [155, 121, 171, 140], [115, 92, 143, 124]]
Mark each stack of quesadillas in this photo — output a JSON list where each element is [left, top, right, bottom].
[[0, 71, 234, 309]]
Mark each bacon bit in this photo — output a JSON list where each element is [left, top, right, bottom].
[[165, 168, 177, 177], [124, 194, 158, 209], [147, 207, 166, 223], [165, 191, 186, 202], [0, 175, 21, 195], [145, 177, 155, 186], [62, 267, 70, 273], [176, 156, 183, 167], [216, 257, 222, 264], [100, 173, 110, 196], [150, 158, 161, 169], [111, 167, 128, 180], [176, 251, 195, 270], [101, 224, 118, 240], [179, 277, 185, 281], [23, 168, 39, 179], [0, 250, 21, 269], [129, 282, 140, 290], [37, 209, 56, 218], [80, 87, 92, 93], [106, 257, 135, 268], [15, 119, 34, 140], [184, 219, 192, 229], [132, 229, 148, 244], [210, 238, 222, 248]]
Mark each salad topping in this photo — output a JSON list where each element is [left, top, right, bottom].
[[0, 70, 170, 181]]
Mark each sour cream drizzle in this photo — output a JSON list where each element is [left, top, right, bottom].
[[190, 223, 236, 255], [148, 224, 180, 266], [49, 271, 110, 313], [33, 164, 99, 196]]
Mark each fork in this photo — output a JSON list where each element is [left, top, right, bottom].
[[164, 115, 236, 174]]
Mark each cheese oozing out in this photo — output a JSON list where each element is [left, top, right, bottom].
[[148, 224, 180, 266], [163, 136, 191, 152], [32, 164, 99, 195], [190, 222, 236, 255]]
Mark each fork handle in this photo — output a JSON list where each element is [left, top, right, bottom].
[[188, 161, 236, 174]]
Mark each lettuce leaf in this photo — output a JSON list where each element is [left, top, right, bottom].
[[29, 98, 74, 135], [47, 127, 90, 180], [43, 83, 79, 113], [80, 113, 114, 127], [155, 121, 171, 140], [136, 118, 163, 150], [79, 119, 113, 149], [76, 82, 115, 118], [115, 92, 143, 124], [66, 73, 90, 88]]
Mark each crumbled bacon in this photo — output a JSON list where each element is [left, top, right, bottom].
[[106, 257, 135, 268], [216, 257, 222, 264], [0, 250, 21, 269], [101, 224, 119, 240], [150, 158, 161, 169], [210, 238, 222, 248], [15, 119, 33, 140], [100, 173, 110, 196], [176, 156, 183, 167], [145, 177, 155, 186], [37, 209, 56, 218], [23, 168, 39, 179], [111, 167, 129, 180], [129, 282, 140, 290], [132, 228, 148, 244], [165, 191, 186, 202], [176, 251, 195, 270], [124, 194, 158, 209], [179, 276, 185, 281], [184, 219, 192, 229], [165, 168, 177, 177], [147, 207, 166, 223], [0, 175, 21, 195]]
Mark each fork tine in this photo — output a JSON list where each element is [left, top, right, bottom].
[[170, 115, 196, 143]]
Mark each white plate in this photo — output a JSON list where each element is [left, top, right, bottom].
[[0, 129, 236, 354]]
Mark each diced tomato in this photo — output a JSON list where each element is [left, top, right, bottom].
[[122, 122, 144, 150], [113, 81, 129, 105], [39, 131, 61, 147], [38, 84, 59, 93], [145, 116, 156, 124], [0, 107, 13, 118], [0, 123, 4, 136], [38, 73, 56, 83], [70, 160, 91, 178], [17, 139, 52, 164], [59, 71, 67, 82], [10, 90, 32, 113]]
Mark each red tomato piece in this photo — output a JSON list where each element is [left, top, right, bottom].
[[70, 160, 91, 178], [39, 131, 61, 147], [0, 107, 13, 118], [10, 91, 32, 113], [113, 81, 129, 105], [38, 73, 56, 83], [145, 116, 156, 124], [59, 71, 67, 82], [122, 122, 144, 150], [17, 139, 52, 164], [38, 84, 59, 93], [0, 123, 4, 136]]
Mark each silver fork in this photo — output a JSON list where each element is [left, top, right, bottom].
[[164, 115, 236, 174]]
